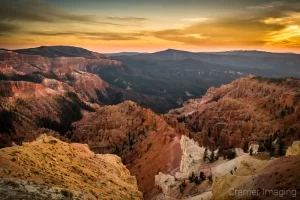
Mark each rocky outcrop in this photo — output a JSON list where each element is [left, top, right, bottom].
[[179, 135, 208, 174], [0, 79, 98, 147], [167, 76, 300, 152], [71, 101, 181, 195], [0, 135, 143, 200], [248, 143, 259, 154], [154, 135, 250, 199], [154, 172, 177, 196], [286, 141, 300, 156]]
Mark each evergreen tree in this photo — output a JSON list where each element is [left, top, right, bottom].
[[278, 138, 285, 156], [200, 171, 206, 181], [210, 150, 215, 163], [189, 172, 195, 182], [269, 146, 275, 157], [227, 151, 236, 160], [195, 176, 201, 185], [208, 128, 211, 137], [208, 175, 213, 183], [179, 180, 186, 194], [203, 148, 208, 162]]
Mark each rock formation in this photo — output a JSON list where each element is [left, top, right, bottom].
[[179, 135, 210, 174], [167, 76, 300, 153], [286, 141, 300, 156], [0, 134, 143, 200], [71, 101, 182, 196]]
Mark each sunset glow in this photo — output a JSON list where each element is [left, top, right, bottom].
[[1, 0, 300, 53]]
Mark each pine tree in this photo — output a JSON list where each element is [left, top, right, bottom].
[[278, 138, 285, 156], [208, 174, 213, 183], [210, 150, 214, 163], [195, 176, 201, 185], [208, 128, 211, 137], [200, 171, 206, 181], [203, 148, 208, 162], [179, 180, 186, 194], [269, 146, 275, 157], [189, 172, 195, 182]]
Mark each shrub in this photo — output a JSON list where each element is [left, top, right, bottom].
[[3, 180, 19, 188], [179, 180, 186, 194], [71, 165, 82, 173], [61, 189, 73, 198], [227, 151, 236, 160], [0, 109, 15, 134], [49, 140, 58, 144], [194, 176, 201, 185], [203, 148, 208, 162], [209, 150, 214, 163], [189, 172, 195, 182], [200, 171, 206, 181]]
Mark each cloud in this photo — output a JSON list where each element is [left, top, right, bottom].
[[0, 22, 20, 34], [25, 31, 146, 41], [264, 25, 300, 47], [149, 1, 300, 47], [180, 18, 211, 22], [247, 1, 300, 18], [105, 17, 148, 21], [0, 4, 54, 22], [150, 16, 285, 46], [0, 1, 130, 26], [247, 1, 285, 10]]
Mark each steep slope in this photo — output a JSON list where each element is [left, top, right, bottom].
[[167, 76, 300, 152], [0, 79, 98, 148], [0, 50, 187, 113], [71, 101, 182, 196], [0, 135, 143, 200]]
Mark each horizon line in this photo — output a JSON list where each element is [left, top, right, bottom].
[[1, 45, 299, 55]]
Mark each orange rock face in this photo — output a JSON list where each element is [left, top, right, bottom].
[[167, 76, 300, 152], [71, 101, 181, 196]]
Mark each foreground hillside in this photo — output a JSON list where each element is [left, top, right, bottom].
[[168, 75, 300, 153], [0, 135, 143, 200], [212, 154, 300, 200]]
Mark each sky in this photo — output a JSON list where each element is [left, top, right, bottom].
[[0, 0, 300, 53]]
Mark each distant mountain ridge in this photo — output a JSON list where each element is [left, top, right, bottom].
[[107, 52, 146, 56], [9, 46, 109, 59]]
